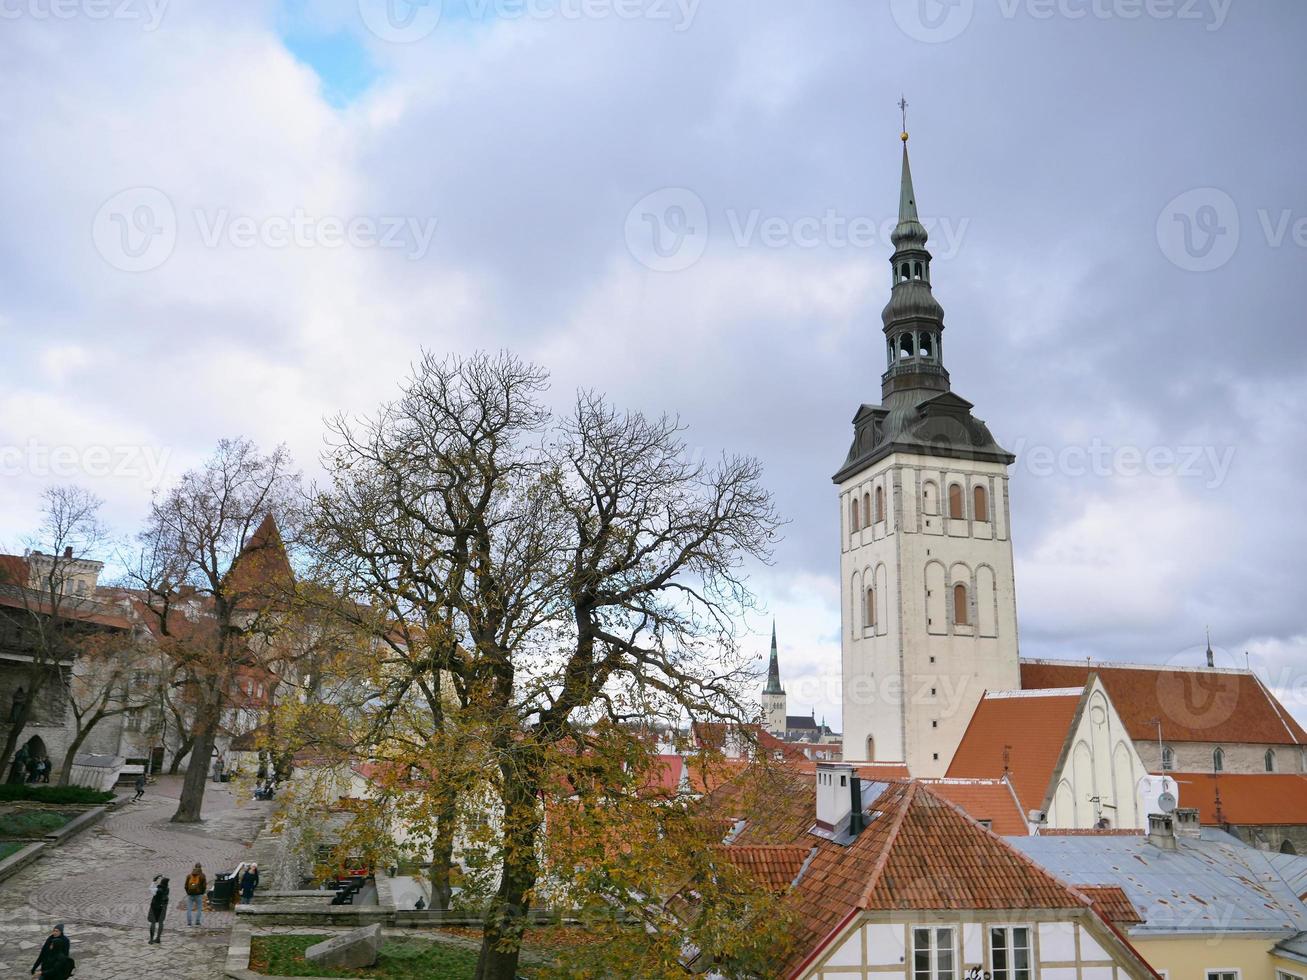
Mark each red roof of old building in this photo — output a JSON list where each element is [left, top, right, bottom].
[[722, 844, 812, 892], [1020, 659, 1307, 745], [919, 777, 1030, 836], [1079, 885, 1143, 926], [225, 515, 295, 606], [714, 766, 1155, 979], [1171, 772, 1307, 826], [946, 689, 1084, 813]]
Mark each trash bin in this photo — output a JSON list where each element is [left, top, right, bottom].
[[211, 874, 237, 910]]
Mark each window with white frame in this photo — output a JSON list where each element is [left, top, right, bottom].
[[912, 926, 956, 980], [989, 926, 1033, 980], [1207, 972, 1239, 980], [1276, 970, 1303, 980]]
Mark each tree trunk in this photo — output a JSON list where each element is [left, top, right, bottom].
[[0, 698, 37, 784], [168, 735, 194, 774], [475, 763, 541, 980], [429, 792, 459, 911], [57, 712, 102, 787], [172, 712, 218, 823]]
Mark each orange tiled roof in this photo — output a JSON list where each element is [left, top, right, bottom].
[[718, 768, 1108, 978], [0, 554, 28, 585], [946, 690, 1084, 813], [1079, 885, 1143, 926], [1171, 772, 1307, 826], [225, 514, 295, 606], [1021, 659, 1307, 745], [722, 844, 811, 892], [919, 778, 1030, 836]]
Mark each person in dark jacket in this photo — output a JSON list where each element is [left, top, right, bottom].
[[132, 774, 145, 802], [239, 863, 259, 905], [31, 923, 70, 975], [147, 875, 170, 944]]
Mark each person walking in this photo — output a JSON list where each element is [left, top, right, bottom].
[[184, 863, 207, 926], [30, 923, 70, 976], [147, 874, 170, 944], [132, 773, 145, 802], [239, 862, 259, 905]]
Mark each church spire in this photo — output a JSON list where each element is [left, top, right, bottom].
[[764, 619, 784, 695], [881, 104, 949, 401]]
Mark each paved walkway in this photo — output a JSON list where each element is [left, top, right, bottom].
[[0, 777, 269, 980]]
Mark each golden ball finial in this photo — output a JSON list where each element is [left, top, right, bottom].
[[901, 131, 909, 143]]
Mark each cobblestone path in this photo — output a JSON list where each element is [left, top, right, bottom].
[[0, 777, 270, 980]]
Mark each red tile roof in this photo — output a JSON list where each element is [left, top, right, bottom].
[[722, 844, 811, 892], [919, 778, 1030, 836], [0, 554, 28, 586], [946, 690, 1084, 813], [1079, 885, 1143, 926], [1021, 659, 1307, 745], [225, 515, 295, 607], [715, 767, 1136, 978], [1171, 772, 1307, 826]]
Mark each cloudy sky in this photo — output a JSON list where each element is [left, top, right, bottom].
[[2, 0, 1304, 728]]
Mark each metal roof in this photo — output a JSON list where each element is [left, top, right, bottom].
[[1008, 828, 1307, 937]]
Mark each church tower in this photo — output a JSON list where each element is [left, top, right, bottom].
[[835, 120, 1020, 777], [761, 621, 788, 736]]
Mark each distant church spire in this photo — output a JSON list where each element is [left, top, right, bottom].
[[881, 103, 949, 401], [1206, 627, 1214, 668], [764, 619, 784, 695]]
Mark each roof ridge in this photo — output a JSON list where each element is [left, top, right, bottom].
[[1022, 657, 1252, 676], [855, 781, 918, 909], [1251, 671, 1306, 746]]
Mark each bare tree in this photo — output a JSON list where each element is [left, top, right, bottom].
[[0, 486, 113, 780], [316, 352, 781, 980], [55, 630, 155, 785], [129, 438, 301, 823]]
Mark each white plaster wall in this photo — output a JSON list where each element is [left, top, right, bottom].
[[841, 452, 1020, 777]]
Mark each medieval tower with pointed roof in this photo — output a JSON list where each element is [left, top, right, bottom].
[[835, 125, 1020, 777], [762, 621, 787, 735]]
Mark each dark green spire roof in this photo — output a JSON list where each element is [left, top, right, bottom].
[[763, 620, 784, 695], [891, 140, 928, 250]]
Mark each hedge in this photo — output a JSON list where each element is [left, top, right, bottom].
[[0, 810, 72, 838], [0, 785, 114, 805]]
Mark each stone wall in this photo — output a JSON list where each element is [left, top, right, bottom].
[[1159, 740, 1307, 774]]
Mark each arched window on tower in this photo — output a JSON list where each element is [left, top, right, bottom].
[[874, 486, 885, 524], [1266, 748, 1277, 772], [899, 334, 914, 360], [865, 587, 876, 629], [913, 260, 923, 280], [850, 496, 860, 534], [919, 334, 934, 358], [863, 492, 872, 529], [948, 483, 965, 520], [1161, 746, 1175, 771], [973, 484, 989, 523], [953, 583, 969, 626], [1213, 747, 1225, 772], [923, 480, 939, 515], [899, 262, 911, 282]]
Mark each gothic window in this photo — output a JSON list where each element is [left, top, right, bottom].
[[863, 492, 872, 529], [953, 583, 969, 626], [900, 333, 914, 359], [913, 260, 923, 280], [900, 262, 911, 282], [874, 485, 885, 523], [919, 333, 933, 358], [1213, 747, 1225, 772], [1161, 746, 1175, 771], [1266, 748, 1277, 772], [865, 587, 876, 628], [850, 496, 860, 533], [973, 484, 989, 522], [948, 483, 964, 520]]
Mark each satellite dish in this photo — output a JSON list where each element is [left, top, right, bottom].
[[1157, 791, 1177, 813]]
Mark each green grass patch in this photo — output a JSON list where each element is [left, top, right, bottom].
[[0, 785, 113, 805], [0, 841, 26, 861], [0, 810, 73, 838], [250, 934, 498, 978]]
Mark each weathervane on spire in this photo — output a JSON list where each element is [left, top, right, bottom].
[[898, 95, 909, 142]]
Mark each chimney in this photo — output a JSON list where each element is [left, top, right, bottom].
[[1174, 807, 1201, 838], [63, 546, 73, 559], [815, 762, 854, 833], [1147, 812, 1177, 851], [848, 775, 866, 836]]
